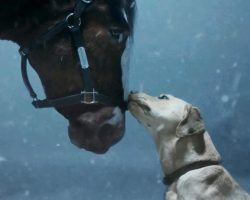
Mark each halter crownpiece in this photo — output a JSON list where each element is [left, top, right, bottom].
[[19, 0, 127, 110]]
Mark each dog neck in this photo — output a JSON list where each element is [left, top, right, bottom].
[[163, 160, 221, 185], [156, 130, 221, 179]]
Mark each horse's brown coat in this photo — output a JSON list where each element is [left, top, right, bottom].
[[0, 0, 136, 153]]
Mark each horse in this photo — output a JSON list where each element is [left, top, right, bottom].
[[0, 0, 136, 154]]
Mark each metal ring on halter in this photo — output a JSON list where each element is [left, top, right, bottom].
[[19, 47, 29, 57], [81, 0, 92, 3], [65, 13, 82, 29]]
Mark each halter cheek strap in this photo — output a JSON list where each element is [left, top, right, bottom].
[[19, 0, 127, 110]]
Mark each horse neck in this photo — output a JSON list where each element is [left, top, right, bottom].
[[0, 0, 75, 42]]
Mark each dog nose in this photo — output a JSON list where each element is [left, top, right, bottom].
[[158, 94, 169, 100], [130, 90, 139, 94]]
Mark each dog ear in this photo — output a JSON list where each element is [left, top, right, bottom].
[[176, 106, 205, 138]]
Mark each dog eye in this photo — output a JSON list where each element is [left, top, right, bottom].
[[158, 95, 169, 100], [141, 104, 151, 115]]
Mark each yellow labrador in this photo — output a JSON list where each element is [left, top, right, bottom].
[[128, 92, 250, 200]]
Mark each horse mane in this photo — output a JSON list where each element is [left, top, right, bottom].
[[107, 0, 136, 33], [0, 1, 73, 36]]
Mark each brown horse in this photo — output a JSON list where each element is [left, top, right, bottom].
[[0, 0, 136, 154]]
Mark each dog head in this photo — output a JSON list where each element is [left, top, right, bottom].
[[128, 92, 221, 175], [128, 92, 205, 138]]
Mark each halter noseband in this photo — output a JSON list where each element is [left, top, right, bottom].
[[19, 0, 127, 110]]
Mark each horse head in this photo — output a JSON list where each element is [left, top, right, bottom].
[[7, 0, 136, 154]]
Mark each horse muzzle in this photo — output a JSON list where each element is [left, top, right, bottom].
[[68, 106, 125, 154]]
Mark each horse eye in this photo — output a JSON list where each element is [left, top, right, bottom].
[[109, 27, 124, 43], [158, 95, 169, 100]]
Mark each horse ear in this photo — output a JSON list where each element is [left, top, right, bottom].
[[176, 106, 205, 138]]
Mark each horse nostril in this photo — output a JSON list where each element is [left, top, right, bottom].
[[130, 90, 139, 94]]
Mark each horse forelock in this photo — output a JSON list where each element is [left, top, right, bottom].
[[105, 0, 136, 33]]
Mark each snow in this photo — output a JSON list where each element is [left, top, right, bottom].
[[0, 0, 250, 199], [0, 156, 6, 162], [221, 95, 230, 103]]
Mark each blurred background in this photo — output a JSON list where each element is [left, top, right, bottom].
[[0, 0, 250, 199]]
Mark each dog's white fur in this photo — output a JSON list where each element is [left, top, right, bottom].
[[128, 92, 250, 200]]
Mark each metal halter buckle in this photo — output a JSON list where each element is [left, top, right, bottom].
[[81, 89, 98, 104], [65, 13, 81, 29]]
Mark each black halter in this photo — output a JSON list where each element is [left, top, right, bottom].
[[19, 0, 126, 109]]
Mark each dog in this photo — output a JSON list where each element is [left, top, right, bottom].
[[128, 92, 250, 200]]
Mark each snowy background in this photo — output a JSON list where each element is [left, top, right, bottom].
[[0, 0, 250, 199]]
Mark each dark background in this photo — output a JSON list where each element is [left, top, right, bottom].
[[0, 0, 250, 199]]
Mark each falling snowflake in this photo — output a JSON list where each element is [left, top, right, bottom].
[[221, 95, 230, 103], [0, 156, 7, 162]]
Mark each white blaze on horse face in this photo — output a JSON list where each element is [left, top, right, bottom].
[[104, 107, 123, 126], [121, 37, 132, 101]]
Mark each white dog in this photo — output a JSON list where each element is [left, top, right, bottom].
[[128, 92, 250, 200]]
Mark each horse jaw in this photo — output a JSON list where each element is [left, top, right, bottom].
[[68, 106, 125, 154]]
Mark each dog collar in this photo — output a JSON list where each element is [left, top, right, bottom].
[[163, 160, 221, 185]]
